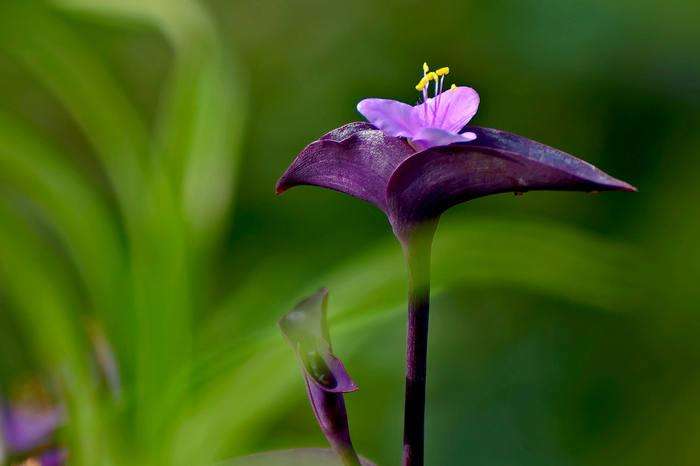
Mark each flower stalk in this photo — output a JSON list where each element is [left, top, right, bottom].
[[400, 226, 434, 466]]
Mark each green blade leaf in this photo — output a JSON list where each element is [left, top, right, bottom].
[[223, 448, 376, 466], [0, 0, 149, 215]]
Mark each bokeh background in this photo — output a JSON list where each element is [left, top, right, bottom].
[[0, 0, 698, 465]]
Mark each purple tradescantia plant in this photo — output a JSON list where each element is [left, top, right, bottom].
[[276, 63, 635, 466], [279, 289, 365, 466]]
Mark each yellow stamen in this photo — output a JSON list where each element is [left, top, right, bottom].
[[423, 62, 429, 74], [436, 67, 450, 76], [415, 76, 429, 91], [426, 71, 438, 81], [450, 84, 457, 90]]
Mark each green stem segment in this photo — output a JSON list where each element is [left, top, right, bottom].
[[401, 229, 434, 466]]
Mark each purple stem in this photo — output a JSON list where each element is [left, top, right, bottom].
[[401, 230, 433, 466], [305, 379, 362, 466]]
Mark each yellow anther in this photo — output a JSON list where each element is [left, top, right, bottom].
[[450, 84, 457, 90], [415, 76, 429, 91], [426, 71, 438, 81], [436, 67, 450, 76], [423, 62, 429, 74]]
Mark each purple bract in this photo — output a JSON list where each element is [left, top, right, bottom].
[[277, 122, 635, 241]]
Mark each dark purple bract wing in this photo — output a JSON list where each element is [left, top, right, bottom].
[[386, 126, 636, 236], [276, 122, 415, 212], [320, 121, 375, 141]]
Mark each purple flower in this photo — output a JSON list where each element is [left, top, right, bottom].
[[276, 63, 635, 242], [276, 63, 636, 466], [1, 401, 62, 455], [279, 289, 363, 466], [357, 65, 478, 151]]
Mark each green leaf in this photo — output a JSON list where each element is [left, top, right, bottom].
[[0, 0, 149, 216], [0, 111, 131, 355], [0, 200, 113, 466], [223, 448, 376, 466]]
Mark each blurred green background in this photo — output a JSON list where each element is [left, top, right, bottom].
[[0, 0, 697, 465]]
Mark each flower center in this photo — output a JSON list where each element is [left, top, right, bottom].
[[415, 62, 454, 126]]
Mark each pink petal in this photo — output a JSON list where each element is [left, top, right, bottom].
[[357, 98, 421, 138], [410, 127, 477, 150], [413, 86, 480, 133]]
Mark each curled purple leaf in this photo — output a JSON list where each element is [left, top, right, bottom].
[[279, 288, 358, 393], [279, 289, 362, 466]]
